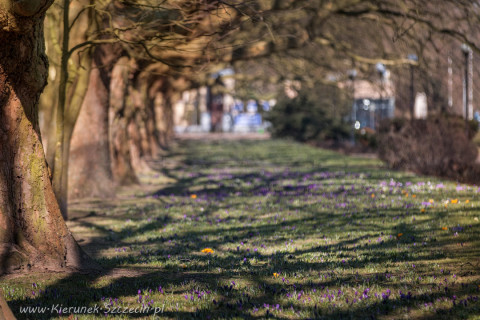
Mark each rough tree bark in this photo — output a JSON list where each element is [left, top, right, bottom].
[[0, 288, 16, 319], [148, 79, 169, 149], [60, 50, 92, 209], [109, 57, 138, 185], [144, 96, 161, 158], [144, 79, 162, 157], [153, 90, 175, 149], [132, 86, 150, 159], [128, 115, 148, 175], [0, 0, 96, 276], [51, 0, 95, 219], [126, 81, 153, 175], [40, 5, 61, 166], [68, 43, 124, 199], [68, 58, 114, 199], [156, 90, 175, 149], [52, 0, 71, 219]]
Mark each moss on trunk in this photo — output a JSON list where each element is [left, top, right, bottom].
[[0, 0, 98, 274]]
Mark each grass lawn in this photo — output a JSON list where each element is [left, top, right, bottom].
[[2, 139, 480, 319]]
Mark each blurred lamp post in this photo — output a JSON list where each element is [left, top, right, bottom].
[[348, 69, 357, 145], [461, 44, 471, 131], [448, 55, 453, 109], [376, 63, 387, 81], [374, 63, 387, 129], [407, 54, 418, 120]]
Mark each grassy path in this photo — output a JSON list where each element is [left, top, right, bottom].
[[2, 139, 480, 319]]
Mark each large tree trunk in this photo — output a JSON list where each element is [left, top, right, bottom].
[[0, 0, 95, 274], [59, 51, 92, 212], [144, 95, 161, 158], [68, 59, 114, 199], [127, 83, 153, 175], [0, 288, 16, 320], [68, 41, 124, 199], [152, 89, 170, 149], [131, 87, 150, 159], [154, 92, 173, 149], [145, 79, 163, 156], [155, 88, 176, 148], [140, 84, 162, 159], [128, 115, 147, 174], [109, 57, 138, 185], [50, 0, 95, 219], [52, 0, 71, 219], [40, 5, 61, 166]]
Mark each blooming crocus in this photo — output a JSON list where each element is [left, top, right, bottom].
[[273, 273, 280, 278], [201, 248, 214, 254], [451, 199, 458, 204], [190, 194, 197, 199]]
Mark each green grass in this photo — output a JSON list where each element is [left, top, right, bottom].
[[2, 139, 480, 319]]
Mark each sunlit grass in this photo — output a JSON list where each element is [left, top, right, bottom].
[[2, 139, 480, 319]]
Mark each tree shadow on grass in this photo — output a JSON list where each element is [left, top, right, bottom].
[[6, 257, 480, 320], [4, 139, 480, 319]]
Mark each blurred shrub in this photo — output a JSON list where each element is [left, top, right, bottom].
[[355, 127, 377, 149], [377, 116, 479, 180], [267, 87, 350, 142], [472, 130, 480, 147]]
